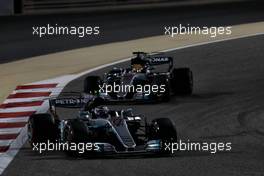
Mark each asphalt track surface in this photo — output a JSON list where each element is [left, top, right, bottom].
[[0, 1, 264, 63], [3, 34, 264, 176]]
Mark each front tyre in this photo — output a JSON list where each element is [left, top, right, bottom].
[[63, 120, 89, 157], [149, 118, 177, 154]]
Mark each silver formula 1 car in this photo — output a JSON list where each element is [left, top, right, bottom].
[[84, 52, 193, 102], [28, 96, 177, 156]]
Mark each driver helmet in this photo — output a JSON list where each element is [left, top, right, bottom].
[[94, 106, 110, 119], [78, 111, 91, 119], [132, 64, 144, 72]]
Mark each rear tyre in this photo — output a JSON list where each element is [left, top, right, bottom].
[[84, 76, 101, 94], [171, 68, 193, 95], [28, 113, 57, 147], [151, 75, 171, 102]]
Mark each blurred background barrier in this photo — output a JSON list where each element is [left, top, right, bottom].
[[22, 0, 173, 14], [0, 0, 14, 15], [10, 0, 255, 15], [3, 0, 260, 16]]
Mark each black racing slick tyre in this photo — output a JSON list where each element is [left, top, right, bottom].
[[150, 118, 177, 154], [84, 76, 101, 94], [63, 120, 90, 157], [171, 68, 193, 95], [28, 113, 57, 147], [150, 75, 171, 102], [63, 120, 88, 143], [151, 118, 177, 141]]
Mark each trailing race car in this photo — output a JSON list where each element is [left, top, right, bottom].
[[28, 96, 177, 156], [84, 52, 193, 102]]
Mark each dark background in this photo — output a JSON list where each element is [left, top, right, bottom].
[[1, 0, 263, 63]]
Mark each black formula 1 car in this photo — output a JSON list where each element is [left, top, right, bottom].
[[84, 52, 193, 102], [28, 96, 177, 156]]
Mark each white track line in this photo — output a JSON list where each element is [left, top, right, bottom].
[[4, 97, 49, 104], [77, 33, 264, 78], [0, 140, 13, 146], [162, 33, 264, 53], [0, 128, 21, 134], [0, 77, 71, 173], [0, 117, 28, 123], [0, 107, 41, 113], [14, 88, 61, 93]]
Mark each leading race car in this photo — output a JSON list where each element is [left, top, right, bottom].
[[28, 96, 177, 156], [84, 52, 193, 102]]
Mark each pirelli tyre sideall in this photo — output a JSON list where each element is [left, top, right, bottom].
[[171, 68, 193, 95], [84, 76, 101, 94], [28, 113, 57, 147]]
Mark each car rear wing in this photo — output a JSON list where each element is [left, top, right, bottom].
[[48, 92, 94, 114], [148, 57, 173, 72], [48, 97, 86, 115], [149, 56, 173, 64], [132, 52, 173, 72], [49, 97, 88, 108]]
